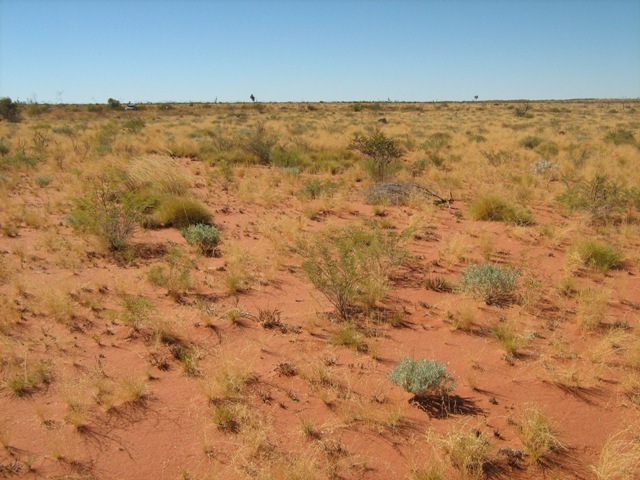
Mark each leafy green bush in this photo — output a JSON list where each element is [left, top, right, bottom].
[[146, 195, 212, 229], [469, 194, 534, 226], [349, 128, 404, 182], [388, 358, 456, 398], [181, 223, 220, 256], [298, 225, 407, 319], [574, 240, 622, 272], [460, 263, 520, 305]]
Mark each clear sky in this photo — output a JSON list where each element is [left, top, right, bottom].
[[1, 0, 639, 103]]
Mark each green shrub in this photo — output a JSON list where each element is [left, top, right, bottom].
[[107, 98, 121, 110], [575, 240, 622, 272], [332, 323, 368, 353], [388, 358, 456, 398], [0, 152, 41, 170], [604, 128, 636, 146], [181, 223, 220, 256], [469, 194, 534, 226], [238, 122, 277, 164], [535, 140, 559, 158], [0, 139, 9, 156], [519, 136, 544, 150], [34, 175, 53, 188], [557, 174, 634, 221], [69, 174, 147, 251], [349, 128, 404, 182], [460, 263, 520, 305], [422, 132, 452, 152], [146, 195, 212, 229], [298, 225, 407, 319], [299, 179, 340, 200], [122, 117, 145, 134], [0, 97, 20, 122]]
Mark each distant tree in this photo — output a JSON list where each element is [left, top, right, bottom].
[[474, 95, 479, 101], [0, 97, 20, 122], [250, 94, 256, 103], [107, 98, 121, 110]]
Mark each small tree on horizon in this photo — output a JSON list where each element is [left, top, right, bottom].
[[107, 98, 121, 110], [0, 97, 20, 122]]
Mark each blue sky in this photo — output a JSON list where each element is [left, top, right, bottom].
[[1, 0, 639, 103]]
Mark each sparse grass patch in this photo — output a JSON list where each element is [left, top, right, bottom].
[[439, 423, 491, 479], [425, 275, 455, 293], [576, 287, 610, 332], [490, 317, 528, 359], [590, 428, 640, 480], [574, 239, 622, 272], [145, 195, 212, 229], [516, 405, 565, 464], [331, 323, 369, 353]]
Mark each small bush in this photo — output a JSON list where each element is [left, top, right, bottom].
[[557, 174, 634, 221], [181, 223, 220, 256], [388, 358, 456, 398], [332, 323, 368, 353], [604, 128, 636, 146], [34, 175, 53, 188], [298, 225, 407, 319], [519, 135, 544, 149], [0, 97, 20, 122], [469, 194, 534, 226], [122, 117, 145, 134], [238, 122, 277, 164], [534, 140, 559, 158], [69, 174, 146, 251], [0, 139, 9, 156], [574, 240, 622, 272], [299, 179, 340, 200], [460, 263, 520, 306], [146, 195, 212, 229], [0, 152, 41, 170], [349, 128, 404, 182]]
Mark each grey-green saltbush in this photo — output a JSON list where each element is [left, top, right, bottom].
[[181, 223, 220, 256], [388, 358, 456, 398], [460, 263, 520, 305]]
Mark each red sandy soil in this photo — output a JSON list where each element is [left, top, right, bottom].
[[1, 156, 639, 480]]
